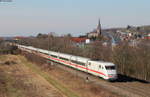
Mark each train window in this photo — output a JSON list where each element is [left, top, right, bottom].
[[99, 65, 101, 68], [51, 55, 57, 58], [59, 57, 69, 61], [88, 62, 91, 66], [71, 60, 85, 66], [105, 66, 115, 70]]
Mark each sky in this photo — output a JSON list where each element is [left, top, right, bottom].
[[0, 0, 150, 36]]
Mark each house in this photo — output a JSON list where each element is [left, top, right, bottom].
[[71, 37, 87, 43], [70, 37, 89, 47], [87, 31, 99, 38]]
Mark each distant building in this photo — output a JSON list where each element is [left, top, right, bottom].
[[96, 19, 102, 35], [87, 19, 102, 39], [70, 37, 88, 47], [85, 39, 90, 44], [71, 37, 87, 44]]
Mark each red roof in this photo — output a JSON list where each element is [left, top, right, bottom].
[[71, 37, 87, 43], [0, 37, 3, 40]]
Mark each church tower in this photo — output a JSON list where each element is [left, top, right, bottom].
[[96, 19, 102, 35]]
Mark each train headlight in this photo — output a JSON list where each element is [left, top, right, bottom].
[[108, 74, 117, 78]]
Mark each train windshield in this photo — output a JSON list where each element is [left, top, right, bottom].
[[105, 66, 115, 70]]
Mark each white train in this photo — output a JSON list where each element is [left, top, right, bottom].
[[18, 45, 117, 81]]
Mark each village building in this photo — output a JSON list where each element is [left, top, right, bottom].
[[87, 19, 102, 39]]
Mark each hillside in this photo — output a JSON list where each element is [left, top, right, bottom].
[[103, 25, 150, 34]]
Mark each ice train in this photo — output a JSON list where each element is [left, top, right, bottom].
[[18, 45, 117, 81]]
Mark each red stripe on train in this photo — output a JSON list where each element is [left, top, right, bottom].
[[39, 53, 108, 77]]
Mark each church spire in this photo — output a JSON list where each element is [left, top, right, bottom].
[[97, 19, 102, 35]]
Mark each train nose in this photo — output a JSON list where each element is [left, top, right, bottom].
[[107, 70, 117, 79], [108, 74, 118, 81], [108, 74, 117, 78], [107, 70, 117, 74]]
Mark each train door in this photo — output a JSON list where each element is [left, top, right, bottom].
[[75, 57, 78, 70], [86, 61, 89, 73], [69, 56, 72, 65], [98, 64, 104, 77], [70, 56, 76, 68], [57, 52, 60, 59], [88, 61, 100, 76], [87, 61, 95, 75]]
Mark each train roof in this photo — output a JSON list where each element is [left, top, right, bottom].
[[58, 52, 90, 63], [89, 60, 115, 66], [19, 45, 115, 66]]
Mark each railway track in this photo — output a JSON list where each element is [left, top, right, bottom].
[[55, 62, 150, 97], [112, 83, 150, 97]]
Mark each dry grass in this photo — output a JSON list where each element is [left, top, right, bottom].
[[20, 54, 80, 97], [47, 66, 119, 97], [0, 55, 66, 97]]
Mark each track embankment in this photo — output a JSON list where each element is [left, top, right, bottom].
[[50, 63, 150, 97], [0, 55, 69, 97]]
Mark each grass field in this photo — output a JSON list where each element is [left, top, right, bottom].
[[20, 55, 80, 97], [0, 55, 67, 97]]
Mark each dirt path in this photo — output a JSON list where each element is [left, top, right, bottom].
[[0, 55, 66, 97]]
